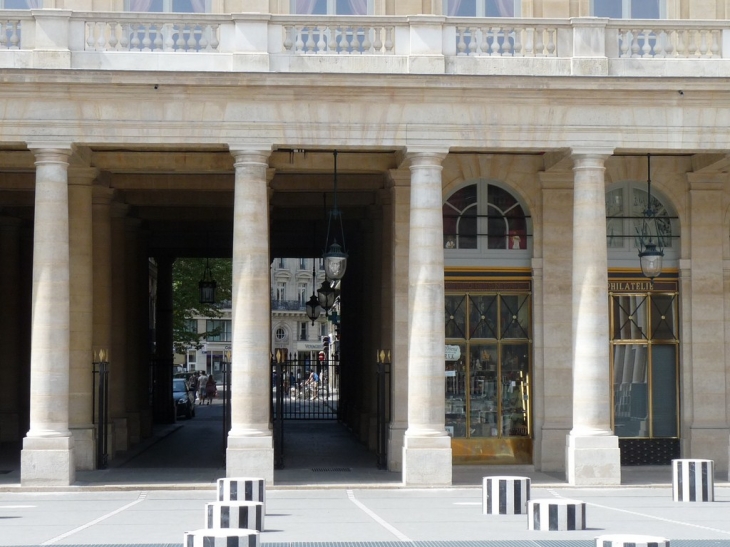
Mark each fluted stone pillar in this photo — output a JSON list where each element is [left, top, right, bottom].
[[21, 145, 75, 486], [566, 149, 620, 486], [227, 148, 274, 484], [68, 166, 97, 470], [0, 217, 22, 443], [110, 203, 128, 452], [402, 151, 451, 486], [386, 169, 410, 472]]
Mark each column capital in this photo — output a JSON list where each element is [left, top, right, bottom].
[[570, 147, 614, 163], [404, 148, 449, 168], [28, 144, 73, 164], [92, 185, 115, 205], [386, 168, 411, 188], [229, 147, 273, 166]]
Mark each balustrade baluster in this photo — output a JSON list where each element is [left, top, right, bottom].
[[618, 29, 629, 57], [346, 27, 354, 54], [687, 30, 698, 57], [295, 26, 304, 53], [199, 25, 209, 51], [477, 26, 488, 55], [119, 24, 130, 49], [641, 29, 652, 57], [317, 26, 326, 53], [95, 22, 107, 51], [130, 24, 141, 51], [151, 24, 161, 50], [108, 22, 119, 50], [457, 26, 467, 56], [630, 30, 640, 57], [385, 26, 394, 53], [362, 26, 372, 53], [328, 26, 338, 54], [175, 24, 186, 51], [490, 27, 501, 56], [502, 28, 513, 56], [373, 27, 383, 53], [283, 25, 294, 51], [653, 29, 666, 58], [535, 26, 544, 56], [468, 27, 477, 56], [676, 30, 686, 57], [0, 23, 8, 50], [663, 29, 674, 57], [546, 28, 555, 56], [512, 28, 523, 56], [141, 24, 152, 51], [85, 22, 96, 50], [710, 29, 720, 57], [305, 26, 316, 53], [163, 23, 174, 51], [524, 28, 534, 56], [700, 30, 710, 57], [187, 25, 198, 51]]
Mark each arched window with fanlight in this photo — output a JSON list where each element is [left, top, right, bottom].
[[443, 181, 530, 259]]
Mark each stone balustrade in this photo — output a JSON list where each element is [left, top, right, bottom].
[[0, 10, 729, 76]]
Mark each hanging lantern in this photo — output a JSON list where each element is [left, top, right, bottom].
[[198, 258, 217, 304]]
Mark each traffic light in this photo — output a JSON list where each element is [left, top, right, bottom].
[[322, 335, 330, 354]]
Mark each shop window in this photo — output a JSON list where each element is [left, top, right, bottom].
[[443, 181, 529, 252], [610, 284, 679, 440], [593, 0, 663, 18], [292, 0, 372, 14], [444, 0, 519, 17], [445, 290, 531, 440]]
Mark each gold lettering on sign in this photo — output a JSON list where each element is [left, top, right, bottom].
[[608, 282, 653, 291]]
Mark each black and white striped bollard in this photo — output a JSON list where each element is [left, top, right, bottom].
[[482, 476, 530, 515], [596, 534, 669, 547], [527, 499, 586, 531], [217, 477, 266, 505], [672, 459, 714, 502], [184, 528, 259, 547], [206, 501, 265, 532]]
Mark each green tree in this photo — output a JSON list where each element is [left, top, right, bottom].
[[172, 257, 232, 355]]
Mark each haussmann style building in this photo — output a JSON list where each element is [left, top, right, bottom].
[[0, 0, 728, 487]]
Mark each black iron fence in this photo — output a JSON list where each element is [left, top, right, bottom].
[[272, 354, 340, 420], [376, 349, 391, 470]]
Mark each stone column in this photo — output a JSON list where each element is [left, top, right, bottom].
[[685, 175, 728, 473], [0, 217, 22, 443], [110, 203, 128, 452], [21, 145, 75, 486], [227, 148, 274, 484], [68, 166, 97, 470], [535, 172, 574, 473], [386, 169, 410, 472], [402, 150, 451, 486], [566, 149, 620, 486]]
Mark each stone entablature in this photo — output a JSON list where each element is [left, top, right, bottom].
[[0, 11, 728, 76]]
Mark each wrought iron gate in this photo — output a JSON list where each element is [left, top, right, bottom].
[[271, 350, 341, 468]]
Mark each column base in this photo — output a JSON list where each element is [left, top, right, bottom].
[[387, 423, 406, 472], [0, 411, 20, 442], [402, 434, 452, 486], [566, 433, 620, 485], [226, 435, 274, 485], [70, 426, 95, 471], [21, 435, 75, 486]]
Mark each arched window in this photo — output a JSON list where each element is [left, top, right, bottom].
[[275, 327, 287, 341], [443, 181, 529, 252], [605, 182, 678, 266]]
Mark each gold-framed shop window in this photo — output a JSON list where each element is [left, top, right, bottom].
[[444, 276, 532, 463], [609, 277, 679, 439]]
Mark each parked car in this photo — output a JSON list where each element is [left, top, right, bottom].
[[173, 378, 195, 419]]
